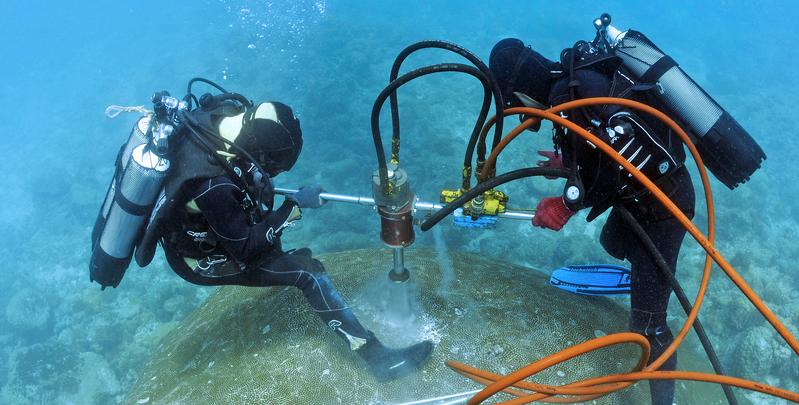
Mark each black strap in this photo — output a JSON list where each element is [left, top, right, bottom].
[[640, 55, 677, 84], [113, 183, 153, 216]]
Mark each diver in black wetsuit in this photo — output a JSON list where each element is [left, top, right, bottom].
[[489, 38, 695, 405], [137, 101, 433, 381]]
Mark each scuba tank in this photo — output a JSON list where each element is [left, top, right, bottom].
[[91, 116, 151, 248], [90, 93, 181, 289], [593, 13, 766, 189]]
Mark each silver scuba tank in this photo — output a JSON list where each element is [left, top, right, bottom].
[[91, 116, 151, 247], [596, 15, 766, 189], [90, 119, 170, 289]]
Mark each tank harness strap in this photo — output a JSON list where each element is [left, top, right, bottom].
[[113, 172, 154, 217], [639, 55, 678, 84]]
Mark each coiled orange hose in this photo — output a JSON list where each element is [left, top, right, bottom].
[[448, 98, 799, 403]]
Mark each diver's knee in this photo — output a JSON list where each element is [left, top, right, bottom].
[[294, 259, 329, 291], [309, 258, 326, 275]]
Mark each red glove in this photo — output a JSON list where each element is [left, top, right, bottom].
[[536, 151, 562, 179], [533, 196, 575, 231]]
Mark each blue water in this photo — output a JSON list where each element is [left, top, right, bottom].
[[1, 0, 797, 403]]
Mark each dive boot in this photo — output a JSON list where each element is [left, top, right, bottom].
[[357, 334, 434, 381]]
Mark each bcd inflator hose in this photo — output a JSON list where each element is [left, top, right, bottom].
[[444, 98, 799, 404]]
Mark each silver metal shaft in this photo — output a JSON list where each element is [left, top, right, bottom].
[[273, 188, 535, 221]]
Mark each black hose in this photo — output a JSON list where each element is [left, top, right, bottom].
[[209, 92, 253, 110], [180, 118, 245, 191], [178, 111, 274, 213], [185, 78, 231, 110], [179, 111, 267, 178], [386, 41, 505, 174], [187, 77, 228, 95], [372, 63, 491, 192], [615, 206, 738, 405], [419, 167, 569, 231]]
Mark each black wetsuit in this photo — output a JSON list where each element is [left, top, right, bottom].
[[550, 68, 696, 405], [161, 175, 372, 351]]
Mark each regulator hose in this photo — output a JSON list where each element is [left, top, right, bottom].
[[178, 111, 275, 213], [186, 77, 229, 109]]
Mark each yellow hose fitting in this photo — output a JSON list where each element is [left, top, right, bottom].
[[480, 189, 508, 216], [440, 188, 463, 204]]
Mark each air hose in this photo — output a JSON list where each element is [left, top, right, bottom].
[[371, 63, 490, 192], [443, 98, 799, 403], [385, 40, 506, 190]]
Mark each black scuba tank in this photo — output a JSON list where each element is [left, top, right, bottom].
[[90, 117, 170, 289], [596, 16, 766, 189]]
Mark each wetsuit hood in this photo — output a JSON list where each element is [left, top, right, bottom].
[[218, 102, 303, 177], [489, 38, 561, 108]]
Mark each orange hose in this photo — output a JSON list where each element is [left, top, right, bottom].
[[448, 98, 799, 404], [456, 333, 650, 403], [478, 114, 537, 183], [451, 361, 799, 404]]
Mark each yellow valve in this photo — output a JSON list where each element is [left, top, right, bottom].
[[440, 188, 463, 204], [481, 189, 508, 216], [439, 188, 508, 216]]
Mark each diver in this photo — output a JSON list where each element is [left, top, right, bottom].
[[489, 38, 696, 405], [120, 97, 433, 381]]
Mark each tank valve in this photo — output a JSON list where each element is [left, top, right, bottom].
[[372, 164, 414, 282]]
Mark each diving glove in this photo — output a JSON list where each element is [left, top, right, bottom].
[[287, 185, 326, 209], [536, 150, 563, 180], [533, 196, 575, 231], [357, 334, 434, 381]]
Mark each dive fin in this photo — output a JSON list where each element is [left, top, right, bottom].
[[549, 264, 631, 296]]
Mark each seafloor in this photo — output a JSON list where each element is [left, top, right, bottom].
[[1, 1, 797, 404]]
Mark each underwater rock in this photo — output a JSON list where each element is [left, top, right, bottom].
[[1, 343, 122, 404], [2, 341, 80, 403], [68, 352, 122, 404], [734, 325, 799, 390], [5, 287, 51, 333], [124, 248, 719, 404]]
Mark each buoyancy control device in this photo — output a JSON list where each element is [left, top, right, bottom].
[[592, 13, 766, 189]]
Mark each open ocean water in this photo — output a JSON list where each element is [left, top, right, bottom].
[[0, 0, 797, 403]]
